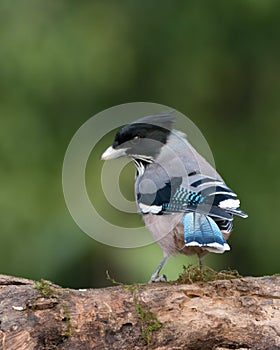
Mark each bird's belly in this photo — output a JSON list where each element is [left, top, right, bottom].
[[142, 213, 205, 257]]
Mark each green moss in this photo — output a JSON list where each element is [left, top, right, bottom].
[[177, 264, 242, 284], [106, 270, 162, 345], [106, 270, 140, 291], [105, 270, 121, 286], [34, 279, 72, 337], [34, 279, 54, 297], [134, 295, 162, 345], [61, 302, 72, 337]]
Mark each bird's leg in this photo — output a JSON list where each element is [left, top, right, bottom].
[[148, 255, 169, 284], [198, 254, 204, 271]]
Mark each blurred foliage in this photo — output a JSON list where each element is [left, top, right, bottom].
[[0, 0, 279, 288]]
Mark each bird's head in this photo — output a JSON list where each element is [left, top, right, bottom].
[[101, 111, 175, 163]]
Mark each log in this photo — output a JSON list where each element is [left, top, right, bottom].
[[0, 274, 279, 349]]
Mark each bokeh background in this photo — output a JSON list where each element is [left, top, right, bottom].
[[1, 0, 279, 288]]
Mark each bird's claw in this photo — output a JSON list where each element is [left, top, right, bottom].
[[148, 274, 167, 284]]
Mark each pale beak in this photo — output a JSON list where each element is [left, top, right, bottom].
[[101, 146, 127, 160]]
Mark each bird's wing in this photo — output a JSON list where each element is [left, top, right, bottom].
[[135, 161, 182, 214], [135, 131, 247, 220], [164, 172, 247, 219]]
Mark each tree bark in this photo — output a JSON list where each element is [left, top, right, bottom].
[[0, 274, 279, 350]]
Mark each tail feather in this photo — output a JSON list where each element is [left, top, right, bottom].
[[182, 212, 230, 253], [225, 208, 248, 218]]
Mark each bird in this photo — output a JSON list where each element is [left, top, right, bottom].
[[101, 111, 248, 283]]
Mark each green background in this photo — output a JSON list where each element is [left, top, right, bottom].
[[1, 0, 279, 288]]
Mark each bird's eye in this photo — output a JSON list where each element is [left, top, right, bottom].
[[131, 135, 140, 144]]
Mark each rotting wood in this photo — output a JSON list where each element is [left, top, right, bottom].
[[0, 274, 279, 349]]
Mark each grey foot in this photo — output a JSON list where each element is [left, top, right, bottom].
[[148, 274, 167, 284]]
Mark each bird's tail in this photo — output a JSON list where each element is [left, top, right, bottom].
[[182, 212, 230, 253]]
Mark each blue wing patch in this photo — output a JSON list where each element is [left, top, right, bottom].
[[162, 187, 205, 211], [182, 213, 230, 253]]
